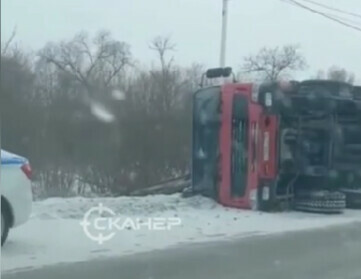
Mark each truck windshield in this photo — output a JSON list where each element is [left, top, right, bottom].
[[192, 86, 221, 197]]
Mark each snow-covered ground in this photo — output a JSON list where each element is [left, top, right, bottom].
[[2, 194, 361, 273]]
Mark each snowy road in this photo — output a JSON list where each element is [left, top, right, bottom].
[[2, 194, 361, 274], [4, 222, 361, 279]]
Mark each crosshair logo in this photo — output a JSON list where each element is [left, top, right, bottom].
[[80, 203, 116, 244], [80, 203, 182, 245]]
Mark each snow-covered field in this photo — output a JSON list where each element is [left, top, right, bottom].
[[2, 194, 361, 273]]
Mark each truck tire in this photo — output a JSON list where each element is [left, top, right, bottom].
[[294, 190, 346, 214]]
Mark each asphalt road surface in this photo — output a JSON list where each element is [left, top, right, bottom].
[[3, 222, 361, 279]]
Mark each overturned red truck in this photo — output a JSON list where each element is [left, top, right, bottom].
[[188, 68, 361, 213]]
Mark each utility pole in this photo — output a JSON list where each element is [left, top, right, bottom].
[[219, 0, 229, 67]]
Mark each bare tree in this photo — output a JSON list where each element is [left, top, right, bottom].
[[38, 30, 131, 96], [149, 36, 176, 72], [327, 66, 355, 84], [2, 32, 197, 198], [146, 36, 179, 113], [243, 45, 307, 81], [315, 66, 355, 84], [1, 27, 17, 56]]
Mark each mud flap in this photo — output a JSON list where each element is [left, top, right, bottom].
[[257, 182, 282, 212]]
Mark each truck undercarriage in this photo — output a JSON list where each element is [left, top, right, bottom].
[[259, 80, 361, 212]]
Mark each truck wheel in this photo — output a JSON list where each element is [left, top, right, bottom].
[[294, 190, 346, 214], [1, 208, 10, 246]]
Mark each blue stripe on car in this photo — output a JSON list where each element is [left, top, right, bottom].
[[1, 150, 27, 165]]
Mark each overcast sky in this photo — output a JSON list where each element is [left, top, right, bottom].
[[2, 0, 361, 81]]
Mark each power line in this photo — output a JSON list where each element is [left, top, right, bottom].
[[325, 13, 361, 27], [298, 0, 361, 19], [282, 0, 361, 33]]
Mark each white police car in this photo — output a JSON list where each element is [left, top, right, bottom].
[[1, 150, 33, 246]]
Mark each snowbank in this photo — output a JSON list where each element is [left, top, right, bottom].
[[2, 194, 361, 273]]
